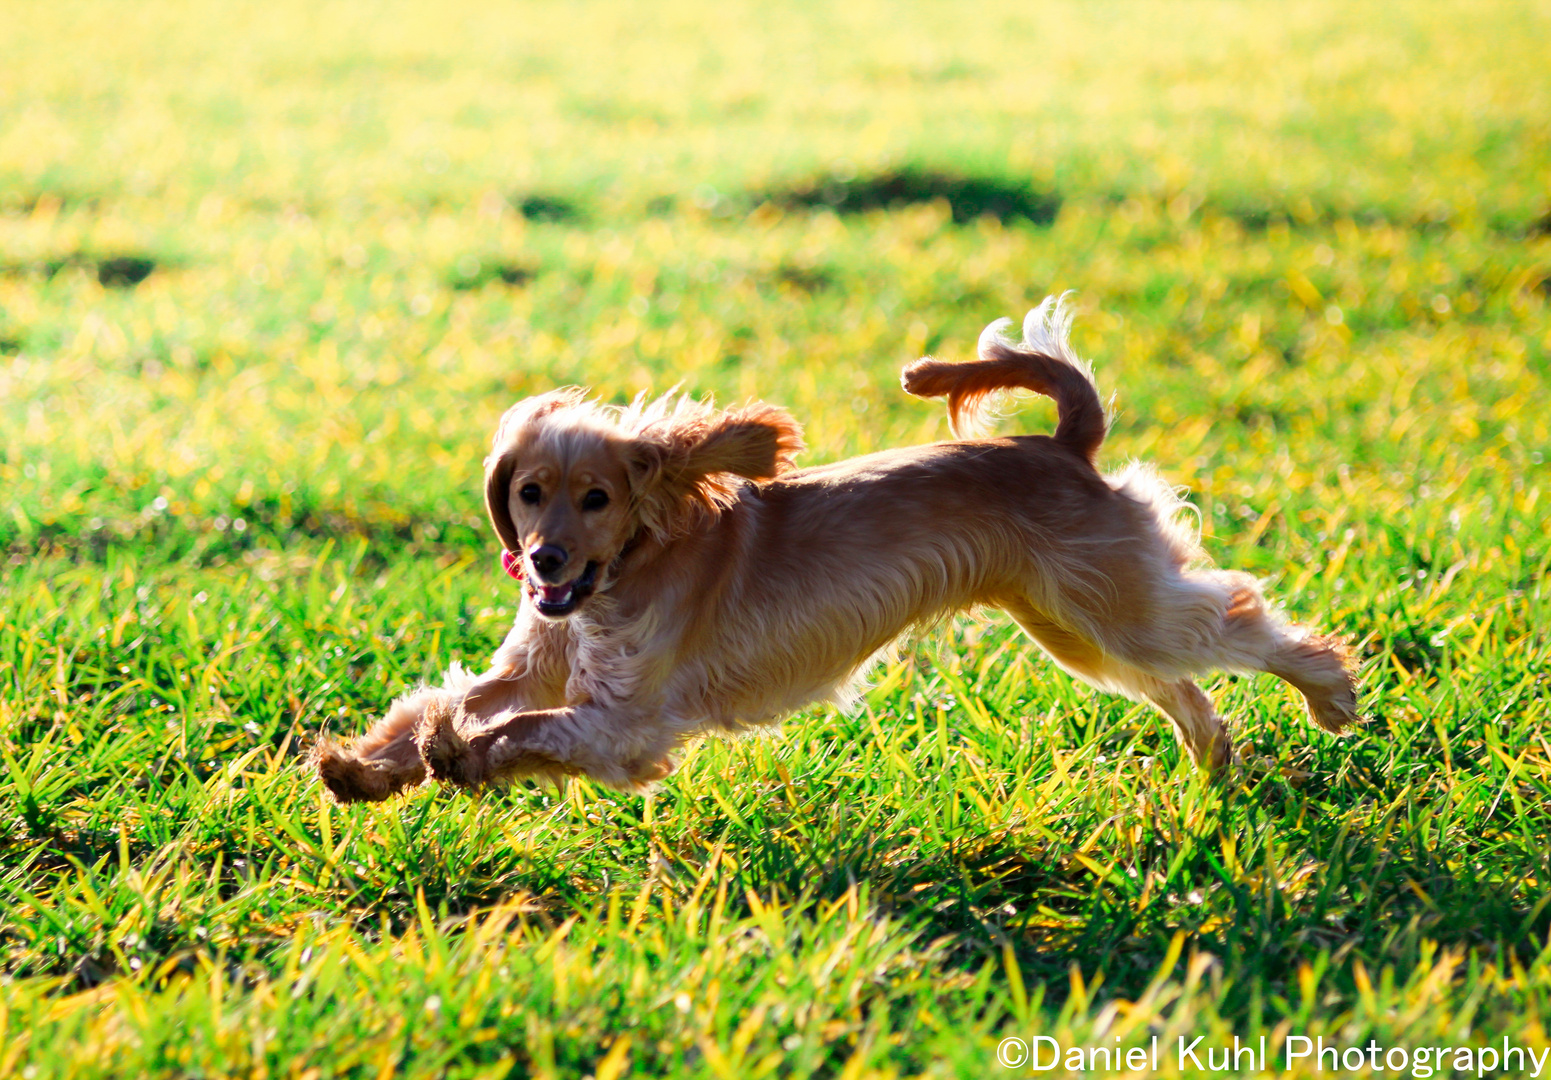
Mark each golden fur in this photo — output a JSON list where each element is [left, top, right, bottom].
[[314, 297, 1358, 801]]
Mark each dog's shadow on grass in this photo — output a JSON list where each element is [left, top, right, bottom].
[[328, 733, 1541, 1010], [638, 763, 1543, 1003]]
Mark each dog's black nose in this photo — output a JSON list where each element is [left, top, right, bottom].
[[528, 544, 568, 580]]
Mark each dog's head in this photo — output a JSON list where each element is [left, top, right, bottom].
[[484, 388, 803, 619]]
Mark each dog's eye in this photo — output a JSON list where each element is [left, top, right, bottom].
[[581, 489, 610, 511], [519, 483, 541, 505]]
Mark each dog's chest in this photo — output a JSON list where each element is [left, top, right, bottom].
[[563, 615, 659, 709]]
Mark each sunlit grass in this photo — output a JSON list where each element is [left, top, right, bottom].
[[2, 0, 1550, 1076]]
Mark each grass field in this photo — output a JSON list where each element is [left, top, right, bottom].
[[3, 1, 1551, 1075]]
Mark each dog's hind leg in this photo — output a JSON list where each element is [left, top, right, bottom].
[[1103, 567, 1359, 735], [1136, 677, 1237, 771], [1211, 574, 1358, 734], [1101, 467, 1359, 735], [313, 686, 448, 802], [1000, 600, 1237, 771]]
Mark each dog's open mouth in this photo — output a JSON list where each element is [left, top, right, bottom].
[[527, 561, 598, 617]]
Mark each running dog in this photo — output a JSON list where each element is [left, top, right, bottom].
[[314, 296, 1358, 801]]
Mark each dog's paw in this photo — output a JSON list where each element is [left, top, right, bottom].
[[313, 741, 398, 803], [415, 699, 485, 789], [1306, 692, 1360, 734], [1288, 632, 1362, 734], [622, 754, 678, 792], [1303, 665, 1361, 734], [1200, 730, 1241, 777]]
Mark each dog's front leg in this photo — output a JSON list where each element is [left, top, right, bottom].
[[417, 689, 679, 794], [316, 615, 569, 802], [313, 685, 447, 803]]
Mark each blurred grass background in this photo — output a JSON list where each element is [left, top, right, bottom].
[[2, 1, 1550, 1076]]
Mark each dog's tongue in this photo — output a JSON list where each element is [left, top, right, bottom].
[[539, 582, 572, 604]]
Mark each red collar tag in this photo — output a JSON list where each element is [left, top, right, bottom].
[[501, 549, 525, 580]]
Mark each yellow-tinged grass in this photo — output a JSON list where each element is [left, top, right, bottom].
[[2, 1, 1551, 1077]]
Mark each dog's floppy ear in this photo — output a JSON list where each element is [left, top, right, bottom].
[[484, 388, 589, 552], [484, 446, 524, 554], [627, 402, 804, 538], [671, 402, 804, 484]]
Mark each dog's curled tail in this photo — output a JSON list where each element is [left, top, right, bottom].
[[901, 294, 1106, 462]]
